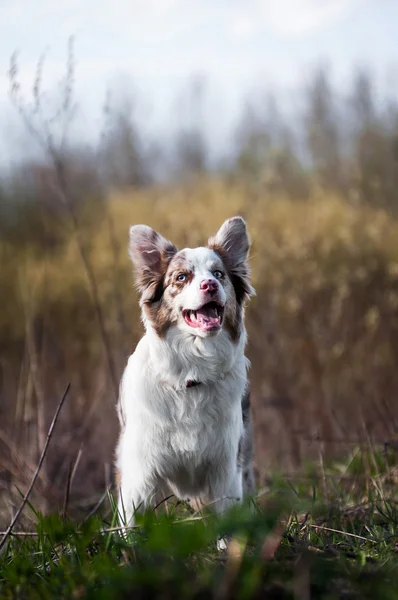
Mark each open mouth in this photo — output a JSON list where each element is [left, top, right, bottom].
[[183, 301, 224, 332]]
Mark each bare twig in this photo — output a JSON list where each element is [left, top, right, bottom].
[[62, 461, 74, 520], [307, 523, 377, 543], [8, 46, 119, 401], [101, 515, 209, 534], [0, 384, 70, 552], [153, 494, 174, 512], [62, 446, 83, 520], [70, 447, 83, 488], [192, 496, 240, 516], [0, 514, 210, 540], [0, 514, 387, 544]]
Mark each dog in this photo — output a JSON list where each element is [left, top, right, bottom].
[[115, 216, 255, 530]]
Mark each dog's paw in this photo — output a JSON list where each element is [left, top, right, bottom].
[[216, 536, 230, 552]]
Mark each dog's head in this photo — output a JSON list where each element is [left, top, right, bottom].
[[128, 217, 254, 340]]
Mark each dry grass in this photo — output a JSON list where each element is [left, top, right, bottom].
[[1, 177, 398, 518]]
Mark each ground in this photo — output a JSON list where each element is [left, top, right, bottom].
[[1, 447, 398, 599]]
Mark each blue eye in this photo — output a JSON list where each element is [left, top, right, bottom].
[[213, 270, 223, 279], [177, 273, 187, 282]]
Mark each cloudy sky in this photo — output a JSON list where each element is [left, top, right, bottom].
[[1, 0, 397, 166]]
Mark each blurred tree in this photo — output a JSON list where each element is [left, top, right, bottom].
[[99, 90, 151, 188], [305, 67, 343, 191], [234, 94, 309, 197], [234, 99, 272, 181], [350, 68, 398, 210], [173, 76, 208, 178]]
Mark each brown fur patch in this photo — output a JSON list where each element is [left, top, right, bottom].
[[143, 297, 175, 338], [223, 300, 243, 342], [141, 251, 196, 337], [130, 229, 178, 337], [135, 244, 176, 305], [165, 252, 195, 298]]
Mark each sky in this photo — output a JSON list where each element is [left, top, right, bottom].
[[1, 0, 397, 168]]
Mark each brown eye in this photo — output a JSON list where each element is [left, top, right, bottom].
[[177, 273, 187, 282], [213, 270, 223, 279]]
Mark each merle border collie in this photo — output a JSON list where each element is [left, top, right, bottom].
[[116, 216, 255, 530]]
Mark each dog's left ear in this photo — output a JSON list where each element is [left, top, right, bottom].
[[208, 216, 255, 303]]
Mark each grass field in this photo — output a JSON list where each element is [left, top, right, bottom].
[[3, 181, 398, 502], [2, 180, 398, 597], [1, 444, 398, 599], [3, 48, 398, 595]]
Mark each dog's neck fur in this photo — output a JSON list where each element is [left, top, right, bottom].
[[144, 320, 249, 390]]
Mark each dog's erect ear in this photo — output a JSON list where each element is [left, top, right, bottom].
[[208, 216, 250, 266], [129, 225, 177, 303], [208, 217, 254, 303]]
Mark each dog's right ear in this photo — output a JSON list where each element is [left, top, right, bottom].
[[129, 225, 177, 303]]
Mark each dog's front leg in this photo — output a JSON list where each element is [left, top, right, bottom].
[[117, 470, 158, 533], [208, 466, 243, 552], [211, 467, 243, 513]]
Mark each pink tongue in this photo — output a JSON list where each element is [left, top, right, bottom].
[[196, 306, 219, 324]]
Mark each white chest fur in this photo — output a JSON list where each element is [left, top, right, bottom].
[[116, 326, 249, 515]]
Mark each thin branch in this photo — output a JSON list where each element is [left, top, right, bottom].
[[0, 514, 386, 542], [70, 446, 83, 488], [8, 48, 119, 401], [0, 515, 210, 540], [62, 461, 74, 520], [62, 446, 83, 521], [0, 384, 70, 552], [100, 516, 209, 535], [307, 523, 377, 543], [152, 494, 174, 512], [192, 496, 240, 517], [61, 446, 82, 518]]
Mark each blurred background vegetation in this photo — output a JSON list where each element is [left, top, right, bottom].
[[2, 42, 398, 524]]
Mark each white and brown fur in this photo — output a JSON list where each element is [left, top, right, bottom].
[[115, 216, 255, 527]]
